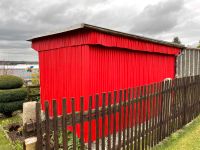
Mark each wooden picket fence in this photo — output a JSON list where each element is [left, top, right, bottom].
[[24, 75, 200, 150]]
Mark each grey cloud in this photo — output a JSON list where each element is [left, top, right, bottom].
[[0, 0, 108, 61], [0, 47, 37, 61], [32, 0, 108, 26], [0, 0, 109, 39], [0, 41, 30, 49], [0, 0, 199, 61], [130, 0, 185, 34]]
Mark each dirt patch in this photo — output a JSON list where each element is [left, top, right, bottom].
[[4, 123, 25, 142]]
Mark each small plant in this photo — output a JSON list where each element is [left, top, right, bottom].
[[59, 131, 82, 150], [45, 130, 82, 150]]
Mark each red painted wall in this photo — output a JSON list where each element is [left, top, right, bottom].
[[38, 44, 176, 141], [32, 29, 180, 142], [39, 45, 175, 111]]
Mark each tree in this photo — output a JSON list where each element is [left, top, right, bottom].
[[173, 37, 181, 44], [197, 41, 200, 48]]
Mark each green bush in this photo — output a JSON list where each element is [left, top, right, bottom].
[[0, 100, 24, 115], [0, 75, 23, 89], [0, 88, 27, 103]]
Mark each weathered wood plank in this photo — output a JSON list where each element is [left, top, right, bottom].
[[36, 102, 42, 150], [71, 98, 76, 150], [53, 100, 59, 150], [80, 97, 84, 150], [44, 101, 50, 150], [62, 98, 67, 150]]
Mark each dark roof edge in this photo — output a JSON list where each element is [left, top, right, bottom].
[[185, 47, 200, 51], [28, 23, 185, 49], [27, 23, 85, 41]]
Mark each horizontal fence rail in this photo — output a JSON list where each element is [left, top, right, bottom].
[[24, 75, 200, 150]]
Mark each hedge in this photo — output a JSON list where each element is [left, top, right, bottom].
[[0, 75, 23, 89], [0, 88, 27, 103], [0, 100, 24, 115]]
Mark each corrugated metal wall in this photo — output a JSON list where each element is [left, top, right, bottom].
[[38, 45, 177, 141], [89, 45, 175, 93], [39, 45, 90, 113], [39, 45, 176, 113], [176, 48, 200, 77]]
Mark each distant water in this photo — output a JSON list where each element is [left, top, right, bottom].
[[0, 65, 39, 80]]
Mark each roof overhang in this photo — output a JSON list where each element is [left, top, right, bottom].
[[28, 23, 185, 49]]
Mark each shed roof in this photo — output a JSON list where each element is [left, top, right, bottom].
[[185, 47, 200, 51], [28, 23, 184, 49]]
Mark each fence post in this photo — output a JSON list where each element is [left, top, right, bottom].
[[183, 77, 187, 125], [159, 81, 165, 141], [24, 137, 37, 150], [36, 102, 42, 150]]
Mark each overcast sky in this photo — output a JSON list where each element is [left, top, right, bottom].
[[0, 0, 199, 61]]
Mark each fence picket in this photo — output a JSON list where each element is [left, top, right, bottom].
[[175, 79, 178, 131], [142, 86, 146, 150], [62, 98, 67, 150], [138, 86, 143, 150], [155, 83, 160, 145], [165, 81, 169, 138], [113, 91, 117, 150], [130, 88, 134, 150], [88, 96, 92, 150], [145, 85, 149, 150], [107, 93, 111, 150], [102, 93, 106, 150], [159, 82, 163, 142], [53, 99, 59, 150], [134, 87, 139, 150], [149, 84, 153, 147], [118, 90, 122, 150], [168, 81, 173, 135], [44, 101, 50, 150], [80, 97, 84, 150], [127, 88, 131, 150], [36, 102, 42, 150], [123, 89, 126, 150], [95, 94, 100, 150], [151, 84, 156, 147], [71, 98, 76, 150]]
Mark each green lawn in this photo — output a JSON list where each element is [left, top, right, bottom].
[[0, 129, 13, 149], [154, 115, 200, 150], [0, 115, 23, 150]]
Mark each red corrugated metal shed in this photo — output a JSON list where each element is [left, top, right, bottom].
[[29, 23, 183, 142]]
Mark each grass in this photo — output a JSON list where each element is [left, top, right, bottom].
[[0, 114, 22, 126], [0, 129, 13, 149], [1, 114, 200, 150], [154, 115, 200, 150], [0, 115, 23, 150]]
